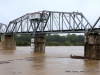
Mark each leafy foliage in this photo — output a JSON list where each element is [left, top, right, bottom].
[[14, 34, 31, 46], [14, 34, 84, 46]]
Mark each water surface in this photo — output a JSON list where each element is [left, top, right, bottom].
[[0, 46, 100, 75]]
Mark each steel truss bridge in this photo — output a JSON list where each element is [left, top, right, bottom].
[[0, 10, 100, 36]]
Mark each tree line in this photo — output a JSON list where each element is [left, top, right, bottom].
[[14, 34, 84, 46], [14, 34, 31, 46], [45, 34, 84, 46]]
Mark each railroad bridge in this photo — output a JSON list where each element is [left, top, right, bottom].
[[0, 10, 100, 59]]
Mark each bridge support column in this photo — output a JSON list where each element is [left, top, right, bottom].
[[0, 35, 16, 50], [84, 33, 100, 59], [32, 37, 45, 53]]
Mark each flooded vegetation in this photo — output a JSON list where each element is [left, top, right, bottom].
[[0, 46, 100, 75]]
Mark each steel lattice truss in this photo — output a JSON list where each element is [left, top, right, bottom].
[[0, 10, 100, 35]]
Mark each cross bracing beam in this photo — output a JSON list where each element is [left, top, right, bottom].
[[1, 10, 98, 35], [89, 16, 100, 33]]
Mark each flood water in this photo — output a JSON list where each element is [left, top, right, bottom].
[[0, 46, 100, 75]]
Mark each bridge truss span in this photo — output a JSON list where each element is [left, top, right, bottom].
[[0, 10, 95, 35]]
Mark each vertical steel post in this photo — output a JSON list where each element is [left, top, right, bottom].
[[59, 13, 60, 30], [27, 18, 28, 32], [62, 13, 63, 31], [73, 14, 75, 30], [21, 17, 22, 32], [81, 16, 83, 29], [69, 14, 71, 30], [52, 13, 53, 31], [50, 13, 52, 31]]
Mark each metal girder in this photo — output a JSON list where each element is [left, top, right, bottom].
[[0, 10, 100, 35]]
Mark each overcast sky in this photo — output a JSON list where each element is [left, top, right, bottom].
[[0, 0, 100, 25]]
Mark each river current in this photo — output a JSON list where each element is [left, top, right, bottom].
[[0, 46, 100, 75]]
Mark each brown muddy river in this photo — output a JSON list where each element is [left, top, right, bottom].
[[0, 46, 100, 75]]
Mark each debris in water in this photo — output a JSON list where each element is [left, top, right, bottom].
[[69, 54, 84, 59], [24, 57, 37, 61], [0, 61, 10, 64]]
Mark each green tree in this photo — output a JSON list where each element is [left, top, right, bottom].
[[14, 34, 84, 46], [64, 41, 72, 46]]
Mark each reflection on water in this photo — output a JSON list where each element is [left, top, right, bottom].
[[0, 46, 100, 75]]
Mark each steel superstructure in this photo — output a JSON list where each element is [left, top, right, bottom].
[[0, 10, 100, 35]]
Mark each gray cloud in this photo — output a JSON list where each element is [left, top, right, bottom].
[[0, 0, 100, 26]]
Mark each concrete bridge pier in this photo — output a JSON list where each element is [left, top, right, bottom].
[[31, 36, 45, 53], [84, 33, 100, 59], [0, 35, 16, 50]]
